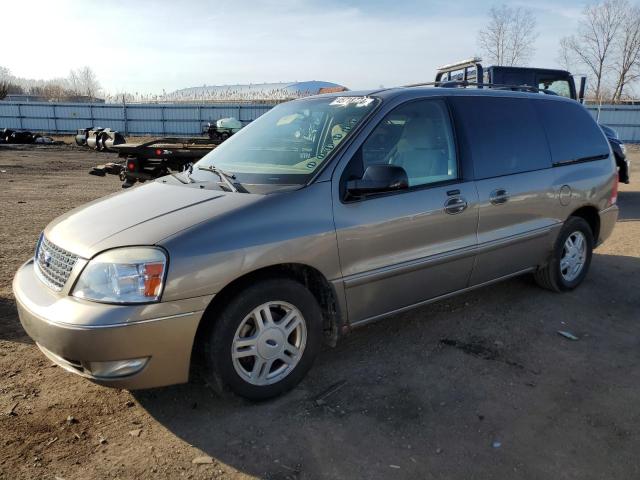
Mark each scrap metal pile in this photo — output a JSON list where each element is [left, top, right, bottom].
[[1, 129, 57, 145], [75, 127, 127, 151]]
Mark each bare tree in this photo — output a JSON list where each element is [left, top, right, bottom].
[[559, 0, 626, 101], [0, 66, 10, 82], [67, 69, 80, 95], [0, 67, 24, 99], [0, 67, 8, 100], [478, 4, 538, 66], [68, 66, 101, 99], [557, 37, 576, 72], [611, 4, 640, 102]]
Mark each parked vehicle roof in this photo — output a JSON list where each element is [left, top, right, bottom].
[[310, 85, 579, 103]]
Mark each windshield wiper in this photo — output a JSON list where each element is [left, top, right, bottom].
[[197, 165, 239, 192]]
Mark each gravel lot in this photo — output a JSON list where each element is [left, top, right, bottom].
[[1, 143, 639, 480]]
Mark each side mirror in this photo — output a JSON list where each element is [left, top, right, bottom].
[[346, 164, 409, 198]]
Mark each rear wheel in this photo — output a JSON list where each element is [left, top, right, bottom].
[[203, 278, 323, 400], [534, 216, 594, 292]]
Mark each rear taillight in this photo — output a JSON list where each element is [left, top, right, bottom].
[[610, 176, 618, 206], [127, 160, 136, 172]]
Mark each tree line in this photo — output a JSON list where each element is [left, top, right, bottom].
[[0, 66, 100, 101], [478, 0, 640, 103]]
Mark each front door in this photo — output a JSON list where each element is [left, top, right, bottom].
[[332, 98, 479, 325]]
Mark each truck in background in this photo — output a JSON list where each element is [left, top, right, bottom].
[[433, 58, 629, 183]]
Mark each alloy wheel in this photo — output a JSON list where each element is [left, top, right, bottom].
[[560, 231, 587, 282], [231, 301, 307, 386]]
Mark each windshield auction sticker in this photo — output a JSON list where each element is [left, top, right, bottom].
[[330, 97, 375, 107]]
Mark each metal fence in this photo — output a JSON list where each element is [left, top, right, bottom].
[[0, 101, 279, 136], [586, 105, 640, 143], [0, 100, 639, 142]]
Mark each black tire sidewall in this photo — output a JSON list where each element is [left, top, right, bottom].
[[553, 217, 594, 291], [206, 278, 323, 401]]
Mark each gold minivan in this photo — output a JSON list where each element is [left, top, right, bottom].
[[14, 88, 618, 399]]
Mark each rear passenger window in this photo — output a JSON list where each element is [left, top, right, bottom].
[[450, 96, 552, 179], [535, 100, 609, 165]]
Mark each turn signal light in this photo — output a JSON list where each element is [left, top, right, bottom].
[[143, 263, 164, 297]]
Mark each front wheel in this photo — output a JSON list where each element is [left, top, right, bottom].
[[203, 278, 323, 400], [534, 216, 594, 292]]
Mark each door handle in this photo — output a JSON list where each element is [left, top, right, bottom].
[[490, 188, 509, 205], [444, 196, 468, 215]]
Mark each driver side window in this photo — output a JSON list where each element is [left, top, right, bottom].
[[357, 99, 458, 188]]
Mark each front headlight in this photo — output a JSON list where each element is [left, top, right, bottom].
[[72, 247, 167, 304]]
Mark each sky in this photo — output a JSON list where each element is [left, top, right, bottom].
[[0, 0, 588, 95]]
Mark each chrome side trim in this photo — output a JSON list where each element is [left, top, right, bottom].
[[475, 225, 555, 255], [343, 244, 477, 288], [30, 310, 199, 331], [349, 267, 536, 329], [599, 204, 618, 215], [342, 224, 556, 289]]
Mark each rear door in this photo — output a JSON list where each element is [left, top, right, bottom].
[[332, 98, 479, 325], [449, 95, 559, 285]]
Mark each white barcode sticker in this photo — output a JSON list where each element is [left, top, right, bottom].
[[330, 96, 375, 107]]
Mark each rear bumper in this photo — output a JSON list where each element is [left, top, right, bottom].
[[598, 204, 619, 246], [13, 259, 211, 389]]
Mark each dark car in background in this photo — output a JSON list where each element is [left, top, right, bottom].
[[600, 124, 630, 184]]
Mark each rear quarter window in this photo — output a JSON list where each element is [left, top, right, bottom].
[[534, 100, 610, 165], [450, 96, 552, 179]]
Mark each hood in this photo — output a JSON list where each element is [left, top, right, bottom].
[[45, 180, 261, 259]]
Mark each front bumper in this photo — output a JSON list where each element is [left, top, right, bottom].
[[13, 259, 212, 389]]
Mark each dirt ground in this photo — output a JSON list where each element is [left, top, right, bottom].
[[1, 143, 639, 480]]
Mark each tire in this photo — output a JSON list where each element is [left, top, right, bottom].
[[534, 216, 594, 292], [203, 278, 323, 400]]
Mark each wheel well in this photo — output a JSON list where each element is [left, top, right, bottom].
[[570, 206, 600, 241], [192, 264, 340, 366]]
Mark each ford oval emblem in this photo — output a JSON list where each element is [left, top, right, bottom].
[[43, 251, 52, 268]]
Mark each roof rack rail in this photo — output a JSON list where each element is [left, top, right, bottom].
[[402, 80, 559, 96]]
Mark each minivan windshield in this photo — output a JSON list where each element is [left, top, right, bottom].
[[193, 96, 379, 188]]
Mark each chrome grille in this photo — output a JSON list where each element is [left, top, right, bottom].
[[35, 236, 78, 291]]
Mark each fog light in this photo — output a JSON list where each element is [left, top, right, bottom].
[[84, 357, 149, 378]]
